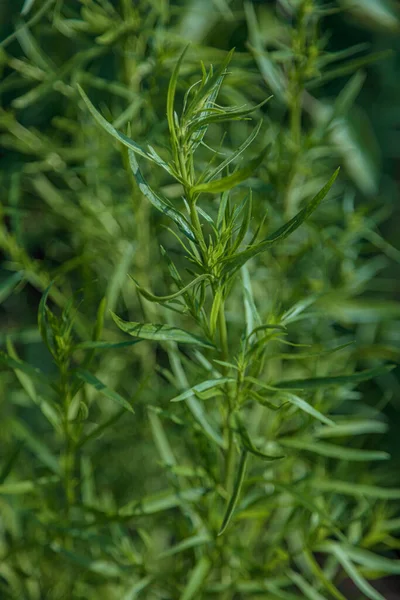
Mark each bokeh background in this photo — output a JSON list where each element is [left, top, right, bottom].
[[1, 1, 400, 599]]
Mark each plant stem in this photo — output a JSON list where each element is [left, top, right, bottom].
[[218, 300, 236, 493]]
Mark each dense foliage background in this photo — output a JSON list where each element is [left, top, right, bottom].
[[1, 1, 400, 599]]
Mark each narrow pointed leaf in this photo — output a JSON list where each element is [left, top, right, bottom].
[[313, 479, 400, 499], [111, 312, 214, 348], [128, 150, 196, 242], [77, 85, 152, 161], [180, 556, 211, 600], [207, 121, 262, 182], [167, 46, 189, 144], [274, 364, 395, 390], [76, 369, 134, 413], [222, 168, 340, 273], [218, 449, 248, 535], [280, 438, 389, 461], [133, 274, 209, 303], [193, 147, 268, 194], [235, 416, 284, 461], [326, 544, 386, 600], [170, 377, 234, 403]]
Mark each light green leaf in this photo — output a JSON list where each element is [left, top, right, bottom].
[[76, 369, 134, 414], [77, 85, 152, 161], [280, 393, 333, 423], [180, 556, 211, 600], [249, 378, 334, 425], [314, 419, 387, 438], [218, 450, 248, 535], [185, 49, 235, 119], [170, 377, 234, 403], [280, 438, 389, 462], [158, 533, 211, 558], [186, 98, 270, 138], [21, 0, 37, 15], [319, 542, 400, 575], [119, 487, 207, 516], [193, 146, 268, 194], [148, 410, 176, 467], [288, 571, 328, 600], [0, 475, 59, 495], [323, 544, 386, 600], [167, 46, 189, 146], [133, 274, 209, 303], [111, 312, 214, 349], [313, 480, 400, 499], [334, 70, 366, 116], [316, 298, 400, 323]]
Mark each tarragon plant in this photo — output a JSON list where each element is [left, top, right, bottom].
[[75, 49, 397, 599], [1, 1, 400, 599]]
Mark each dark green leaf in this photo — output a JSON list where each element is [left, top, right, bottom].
[[218, 450, 248, 535]]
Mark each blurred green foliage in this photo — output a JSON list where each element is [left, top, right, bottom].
[[0, 1, 400, 599]]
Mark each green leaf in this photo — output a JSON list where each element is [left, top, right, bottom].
[[76, 340, 142, 350], [0, 351, 49, 386], [6, 338, 60, 430], [314, 419, 387, 438], [316, 298, 400, 323], [119, 487, 207, 517], [222, 168, 340, 273], [148, 410, 176, 467], [21, 0, 37, 16], [193, 146, 268, 194], [133, 274, 209, 303], [37, 282, 54, 355], [313, 480, 400, 499], [323, 544, 386, 600], [273, 365, 395, 390], [185, 49, 235, 119], [167, 45, 189, 146], [308, 50, 393, 89], [111, 312, 214, 349], [0, 475, 59, 495], [288, 571, 328, 600], [186, 98, 270, 138], [158, 533, 211, 558], [319, 542, 400, 575], [248, 378, 334, 425], [180, 556, 211, 600], [77, 85, 153, 162], [206, 121, 262, 182], [334, 70, 366, 116], [76, 369, 134, 414], [0, 271, 24, 304], [128, 149, 196, 242], [218, 449, 248, 535], [235, 416, 284, 461], [280, 438, 389, 462], [170, 377, 234, 403], [11, 419, 60, 474]]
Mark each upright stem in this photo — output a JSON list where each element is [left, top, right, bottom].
[[218, 301, 235, 494]]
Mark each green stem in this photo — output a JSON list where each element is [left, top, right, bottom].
[[218, 301, 236, 493]]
